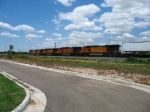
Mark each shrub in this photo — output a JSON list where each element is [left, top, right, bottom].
[[7, 55, 13, 59], [138, 59, 146, 64], [123, 57, 138, 63], [17, 55, 29, 59], [146, 58, 150, 64]]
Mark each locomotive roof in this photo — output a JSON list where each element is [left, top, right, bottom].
[[83, 44, 121, 48], [60, 47, 82, 48], [71, 47, 82, 48], [105, 44, 121, 47], [83, 45, 104, 47]]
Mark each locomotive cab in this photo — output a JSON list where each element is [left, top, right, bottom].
[[105, 45, 121, 57]]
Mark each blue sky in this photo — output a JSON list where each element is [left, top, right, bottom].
[[0, 0, 150, 52]]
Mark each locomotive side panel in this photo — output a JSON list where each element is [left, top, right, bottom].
[[34, 49, 41, 55], [90, 47, 107, 53], [81, 47, 90, 53], [41, 49, 47, 55], [63, 48, 73, 53], [81, 46, 90, 56], [46, 49, 54, 54], [55, 48, 63, 55]]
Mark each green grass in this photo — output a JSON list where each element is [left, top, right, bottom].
[[0, 74, 25, 112], [0, 55, 150, 75]]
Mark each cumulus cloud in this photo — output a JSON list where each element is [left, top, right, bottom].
[[41, 36, 66, 48], [40, 41, 54, 48], [55, 28, 59, 30], [45, 38, 54, 42], [137, 36, 150, 42], [41, 39, 56, 48], [53, 33, 62, 37], [0, 22, 16, 30], [59, 4, 100, 22], [99, 0, 150, 34], [15, 24, 35, 32], [0, 31, 20, 38], [42, 31, 103, 48], [52, 18, 60, 25], [67, 31, 103, 46], [26, 34, 43, 39], [0, 22, 46, 33], [115, 33, 136, 41], [37, 30, 46, 34], [140, 31, 150, 36], [64, 21, 102, 31], [135, 21, 150, 28], [56, 0, 76, 7], [59, 4, 102, 31], [56, 37, 65, 40]]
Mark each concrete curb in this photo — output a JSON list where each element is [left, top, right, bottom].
[[1, 71, 31, 112], [0, 60, 150, 94], [0, 70, 47, 112]]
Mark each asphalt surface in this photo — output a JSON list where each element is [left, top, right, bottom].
[[0, 61, 150, 112]]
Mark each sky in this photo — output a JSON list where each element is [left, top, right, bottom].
[[0, 0, 150, 52]]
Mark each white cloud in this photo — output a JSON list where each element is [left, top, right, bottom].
[[55, 28, 59, 30], [52, 18, 60, 24], [67, 31, 103, 46], [64, 24, 79, 30], [15, 24, 35, 32], [26, 34, 43, 39], [0, 22, 46, 33], [64, 21, 102, 31], [137, 36, 150, 42], [0, 31, 20, 38], [140, 31, 150, 36], [99, 0, 150, 34], [135, 21, 150, 28], [53, 33, 62, 37], [115, 33, 136, 41], [56, 37, 65, 40], [40, 31, 103, 48], [59, 4, 100, 22], [39, 38, 55, 48], [41, 41, 55, 48], [0, 22, 17, 30], [56, 0, 76, 7], [59, 4, 102, 31], [45, 38, 54, 42], [37, 30, 46, 34]]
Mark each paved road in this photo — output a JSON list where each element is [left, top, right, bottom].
[[0, 61, 150, 112]]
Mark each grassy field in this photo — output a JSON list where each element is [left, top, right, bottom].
[[0, 74, 25, 112], [0, 55, 150, 75]]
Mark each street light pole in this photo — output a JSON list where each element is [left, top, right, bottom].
[[108, 31, 110, 45], [55, 43, 56, 48]]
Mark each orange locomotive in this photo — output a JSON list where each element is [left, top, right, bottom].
[[30, 45, 120, 57]]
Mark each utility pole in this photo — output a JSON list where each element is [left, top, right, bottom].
[[108, 31, 110, 45], [55, 43, 56, 48]]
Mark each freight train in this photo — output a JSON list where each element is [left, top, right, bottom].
[[29, 41, 150, 57], [29, 45, 121, 57]]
